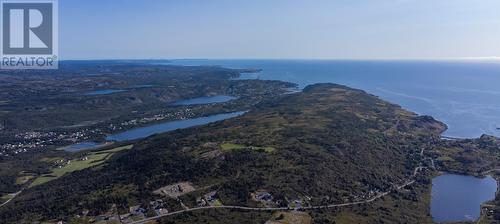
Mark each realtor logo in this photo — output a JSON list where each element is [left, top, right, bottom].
[[1, 0, 58, 69]]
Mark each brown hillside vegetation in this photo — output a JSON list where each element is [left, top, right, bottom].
[[0, 83, 450, 223]]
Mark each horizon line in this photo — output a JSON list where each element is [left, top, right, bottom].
[[59, 57, 500, 62]]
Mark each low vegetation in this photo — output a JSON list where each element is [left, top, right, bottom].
[[15, 176, 34, 185], [266, 211, 312, 224], [0, 83, 448, 223], [0, 63, 295, 198], [220, 143, 276, 153], [30, 145, 133, 187], [1, 83, 500, 224]]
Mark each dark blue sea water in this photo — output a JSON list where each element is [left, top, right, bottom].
[[165, 59, 500, 138], [171, 95, 237, 105], [431, 174, 497, 222]]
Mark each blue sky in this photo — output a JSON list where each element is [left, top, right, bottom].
[[60, 0, 500, 60]]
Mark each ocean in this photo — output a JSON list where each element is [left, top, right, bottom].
[[167, 59, 500, 138]]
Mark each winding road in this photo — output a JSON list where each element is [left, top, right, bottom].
[[131, 162, 424, 224], [0, 148, 427, 224]]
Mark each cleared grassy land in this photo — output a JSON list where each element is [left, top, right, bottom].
[[30, 145, 133, 187], [39, 157, 64, 163], [1, 194, 14, 202], [220, 143, 276, 153], [212, 199, 223, 206], [15, 176, 34, 185]]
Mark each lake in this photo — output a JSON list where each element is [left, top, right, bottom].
[[84, 85, 153, 96], [105, 111, 245, 141], [84, 89, 127, 95], [171, 95, 237, 105], [62, 142, 106, 152], [65, 111, 245, 151], [130, 84, 154, 88], [431, 174, 497, 222], [165, 59, 500, 138]]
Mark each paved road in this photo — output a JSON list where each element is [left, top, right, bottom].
[[131, 172, 421, 224], [1, 148, 426, 223], [131, 150, 428, 224], [0, 189, 23, 208]]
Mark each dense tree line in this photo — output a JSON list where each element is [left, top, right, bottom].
[[0, 83, 448, 223]]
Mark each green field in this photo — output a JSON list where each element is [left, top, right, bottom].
[[1, 194, 14, 202], [212, 199, 223, 206], [15, 175, 34, 185], [30, 145, 133, 187], [220, 143, 275, 153]]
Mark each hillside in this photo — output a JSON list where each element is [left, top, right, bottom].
[[0, 83, 448, 223]]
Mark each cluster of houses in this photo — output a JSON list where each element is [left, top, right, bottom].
[[150, 199, 169, 216], [118, 108, 196, 128], [118, 205, 146, 223], [197, 191, 219, 207], [254, 191, 273, 202], [483, 206, 496, 219], [0, 128, 102, 157], [251, 190, 316, 210], [93, 199, 169, 224], [52, 159, 71, 169], [252, 190, 278, 207], [1, 99, 223, 158]]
